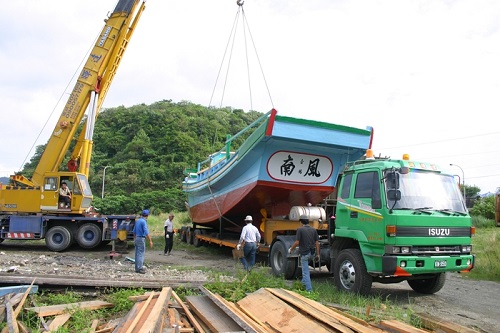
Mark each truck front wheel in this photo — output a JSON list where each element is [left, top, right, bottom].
[[270, 241, 298, 279], [76, 223, 102, 249], [45, 226, 72, 252], [334, 248, 372, 295], [407, 273, 446, 294]]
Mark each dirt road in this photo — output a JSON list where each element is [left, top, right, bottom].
[[1, 240, 498, 332]]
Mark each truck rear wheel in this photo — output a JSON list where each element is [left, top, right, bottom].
[[45, 226, 72, 252], [76, 223, 102, 249], [334, 248, 372, 295], [270, 241, 298, 279], [193, 229, 202, 247], [408, 273, 446, 294]]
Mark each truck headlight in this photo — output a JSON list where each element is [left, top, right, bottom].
[[461, 245, 472, 253]]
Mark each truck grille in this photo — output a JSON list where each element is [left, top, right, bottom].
[[412, 245, 461, 254]]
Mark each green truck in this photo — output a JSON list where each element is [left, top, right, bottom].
[[271, 151, 475, 295]]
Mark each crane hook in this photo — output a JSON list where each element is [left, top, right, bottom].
[[237, 0, 244, 6]]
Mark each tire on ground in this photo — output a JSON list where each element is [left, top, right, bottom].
[[270, 241, 298, 279], [407, 273, 446, 294], [45, 226, 73, 252], [334, 248, 373, 295], [193, 229, 202, 247], [76, 223, 102, 249], [180, 226, 187, 242]]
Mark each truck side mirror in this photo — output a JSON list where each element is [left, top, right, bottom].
[[386, 172, 400, 189], [387, 189, 401, 201]]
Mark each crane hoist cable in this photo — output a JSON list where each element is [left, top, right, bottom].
[[208, 0, 274, 112]]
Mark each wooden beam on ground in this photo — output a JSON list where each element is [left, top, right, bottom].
[[13, 278, 36, 318], [45, 313, 71, 332], [413, 312, 480, 333], [208, 292, 269, 333], [199, 286, 263, 333], [171, 291, 206, 333], [5, 302, 19, 333], [124, 292, 155, 333], [185, 295, 245, 333], [379, 320, 429, 333], [237, 288, 332, 333], [140, 286, 172, 333], [0, 273, 203, 289], [271, 288, 384, 333], [25, 300, 114, 317]]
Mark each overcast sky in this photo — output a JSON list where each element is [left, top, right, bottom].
[[1, 0, 500, 194]]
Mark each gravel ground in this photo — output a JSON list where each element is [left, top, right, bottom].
[[1, 240, 499, 332]]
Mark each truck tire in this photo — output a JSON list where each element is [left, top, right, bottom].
[[407, 273, 446, 294], [334, 248, 372, 295], [270, 241, 298, 279], [193, 229, 202, 247], [76, 223, 102, 249], [180, 226, 187, 242], [187, 228, 194, 245], [45, 226, 72, 252]]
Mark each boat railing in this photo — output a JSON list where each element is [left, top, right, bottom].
[[193, 110, 273, 176]]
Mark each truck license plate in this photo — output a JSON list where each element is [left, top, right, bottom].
[[434, 260, 447, 268]]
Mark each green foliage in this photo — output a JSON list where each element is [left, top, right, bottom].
[[205, 266, 289, 302], [471, 215, 496, 228], [103, 288, 146, 313], [469, 195, 495, 220], [21, 100, 263, 215], [469, 227, 500, 281]]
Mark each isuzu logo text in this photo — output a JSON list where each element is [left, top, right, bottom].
[[429, 228, 450, 236]]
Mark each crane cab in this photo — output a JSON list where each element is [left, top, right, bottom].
[[1, 172, 93, 215]]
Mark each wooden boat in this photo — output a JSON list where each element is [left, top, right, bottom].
[[183, 109, 373, 228]]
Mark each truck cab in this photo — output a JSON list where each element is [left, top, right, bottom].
[[331, 154, 474, 295]]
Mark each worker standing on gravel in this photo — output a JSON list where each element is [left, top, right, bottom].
[[133, 209, 153, 274], [288, 215, 320, 292], [237, 215, 261, 271], [163, 213, 175, 255]]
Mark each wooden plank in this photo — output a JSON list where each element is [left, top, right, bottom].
[[0, 273, 203, 289], [272, 288, 383, 333], [128, 292, 161, 302], [379, 320, 429, 333], [5, 301, 19, 333], [13, 278, 36, 318], [0, 285, 39, 297], [140, 287, 172, 333], [185, 295, 244, 333], [124, 292, 155, 333], [265, 288, 354, 333], [413, 312, 480, 333], [209, 292, 269, 333], [199, 286, 263, 333], [171, 291, 206, 333], [237, 288, 331, 333], [89, 319, 100, 332], [46, 313, 71, 331], [26, 300, 114, 317]]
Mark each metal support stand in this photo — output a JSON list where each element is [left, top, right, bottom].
[[107, 240, 122, 259]]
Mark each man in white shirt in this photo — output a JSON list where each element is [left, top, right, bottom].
[[237, 215, 261, 271], [163, 213, 174, 255]]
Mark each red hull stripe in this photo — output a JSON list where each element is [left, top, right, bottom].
[[7, 233, 35, 239]]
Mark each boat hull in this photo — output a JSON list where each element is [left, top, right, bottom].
[[183, 109, 372, 229]]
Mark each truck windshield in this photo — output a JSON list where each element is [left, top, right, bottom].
[[77, 174, 93, 196], [386, 171, 466, 213]]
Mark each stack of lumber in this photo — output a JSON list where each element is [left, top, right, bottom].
[[1, 282, 480, 333]]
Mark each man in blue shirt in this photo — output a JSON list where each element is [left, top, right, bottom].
[[132, 209, 154, 274]]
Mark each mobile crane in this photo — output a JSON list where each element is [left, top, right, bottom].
[[0, 0, 146, 251]]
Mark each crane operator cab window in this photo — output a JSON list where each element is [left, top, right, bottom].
[[58, 179, 73, 209]]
